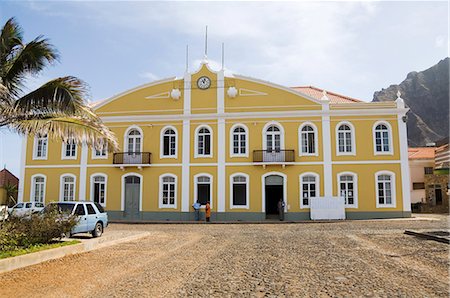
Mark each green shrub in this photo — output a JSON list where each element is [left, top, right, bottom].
[[0, 211, 78, 251]]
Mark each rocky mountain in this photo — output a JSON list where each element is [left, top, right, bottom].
[[372, 57, 449, 146]]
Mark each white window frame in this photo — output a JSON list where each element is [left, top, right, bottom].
[[90, 173, 107, 207], [30, 174, 46, 203], [299, 172, 320, 209], [92, 139, 108, 160], [194, 125, 213, 158], [262, 121, 285, 151], [160, 126, 178, 159], [59, 173, 76, 202], [124, 125, 143, 153], [337, 172, 358, 208], [229, 173, 250, 209], [336, 121, 356, 156], [230, 123, 249, 158], [158, 173, 177, 209], [373, 121, 393, 156], [33, 134, 48, 160], [375, 171, 396, 208], [193, 173, 213, 208], [61, 139, 77, 160], [298, 122, 318, 156]]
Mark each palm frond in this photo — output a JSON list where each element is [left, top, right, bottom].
[[4, 111, 118, 152], [2, 35, 58, 96], [0, 17, 23, 68]]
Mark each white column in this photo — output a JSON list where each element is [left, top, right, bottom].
[[79, 143, 88, 200], [18, 136, 27, 203], [321, 102, 333, 197], [396, 97, 411, 212], [217, 70, 226, 212], [181, 72, 191, 212]]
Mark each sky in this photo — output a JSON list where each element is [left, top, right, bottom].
[[0, 0, 448, 177]]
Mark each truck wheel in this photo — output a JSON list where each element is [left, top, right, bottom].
[[92, 222, 103, 238]]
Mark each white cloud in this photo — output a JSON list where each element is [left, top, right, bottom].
[[435, 35, 445, 48], [140, 72, 160, 82]]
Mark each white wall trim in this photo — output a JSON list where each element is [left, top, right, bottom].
[[262, 121, 285, 150], [372, 121, 394, 156], [158, 173, 177, 209], [159, 125, 178, 159], [181, 71, 191, 212], [229, 123, 249, 158], [398, 114, 411, 212], [194, 124, 213, 158], [18, 136, 27, 203], [337, 171, 358, 208], [261, 172, 287, 213], [299, 172, 320, 209], [321, 104, 332, 196], [120, 172, 144, 212], [193, 173, 214, 209], [335, 121, 356, 156], [59, 173, 77, 202], [217, 118, 226, 212], [90, 173, 108, 207], [375, 170, 396, 208], [30, 174, 46, 203], [298, 121, 319, 156], [229, 172, 250, 209], [78, 143, 88, 200]]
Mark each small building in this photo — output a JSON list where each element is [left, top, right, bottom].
[[424, 138, 449, 211], [0, 168, 19, 205], [408, 147, 435, 204]]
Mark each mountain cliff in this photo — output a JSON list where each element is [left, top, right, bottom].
[[372, 58, 449, 146]]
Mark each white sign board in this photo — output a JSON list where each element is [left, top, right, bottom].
[[310, 197, 346, 220]]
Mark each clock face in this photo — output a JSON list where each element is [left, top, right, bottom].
[[197, 76, 211, 90]]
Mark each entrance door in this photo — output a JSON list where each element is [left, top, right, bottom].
[[435, 186, 443, 205], [124, 176, 140, 220], [265, 175, 283, 219]]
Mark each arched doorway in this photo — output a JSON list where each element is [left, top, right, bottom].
[[124, 175, 141, 220], [264, 174, 284, 219]]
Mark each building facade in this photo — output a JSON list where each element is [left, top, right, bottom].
[[408, 147, 435, 204], [19, 60, 412, 220]]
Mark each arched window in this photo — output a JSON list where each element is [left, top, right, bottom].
[[60, 174, 76, 202], [299, 123, 317, 155], [91, 174, 107, 206], [161, 127, 177, 158], [337, 122, 355, 154], [265, 125, 281, 152], [300, 173, 319, 208], [159, 174, 177, 208], [338, 172, 358, 208], [31, 175, 46, 203], [373, 122, 392, 154], [127, 129, 142, 153], [195, 126, 212, 157], [230, 173, 249, 208], [195, 174, 212, 205], [230, 124, 248, 157], [376, 171, 396, 207], [33, 134, 48, 159]]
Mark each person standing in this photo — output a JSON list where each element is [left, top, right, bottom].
[[277, 198, 285, 221], [192, 200, 201, 221], [205, 200, 211, 222]]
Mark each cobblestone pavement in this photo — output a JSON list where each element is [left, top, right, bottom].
[[0, 215, 448, 297]]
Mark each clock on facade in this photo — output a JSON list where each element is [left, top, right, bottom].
[[197, 76, 211, 90]]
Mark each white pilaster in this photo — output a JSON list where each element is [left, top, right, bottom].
[[217, 70, 226, 212], [79, 143, 88, 200], [321, 102, 333, 197], [181, 72, 191, 212], [396, 96, 411, 212], [18, 136, 27, 203]]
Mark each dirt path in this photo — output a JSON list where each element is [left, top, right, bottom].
[[0, 218, 448, 297]]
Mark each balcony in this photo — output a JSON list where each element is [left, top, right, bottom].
[[253, 150, 295, 163], [113, 152, 151, 165]]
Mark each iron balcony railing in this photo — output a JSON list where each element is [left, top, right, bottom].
[[113, 152, 151, 165], [253, 150, 295, 163]]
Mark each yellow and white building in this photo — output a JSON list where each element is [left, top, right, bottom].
[[18, 59, 412, 220]]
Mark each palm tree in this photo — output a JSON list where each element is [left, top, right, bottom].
[[0, 17, 118, 150]]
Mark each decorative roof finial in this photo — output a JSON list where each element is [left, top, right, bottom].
[[322, 90, 327, 96], [320, 89, 329, 102], [397, 90, 401, 99]]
